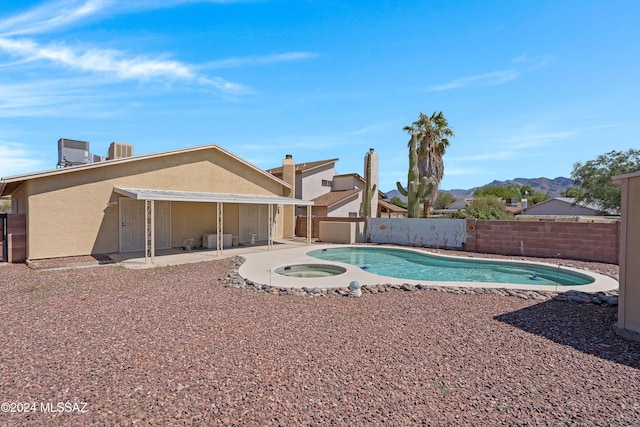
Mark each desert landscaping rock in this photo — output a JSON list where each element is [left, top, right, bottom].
[[0, 251, 636, 425]]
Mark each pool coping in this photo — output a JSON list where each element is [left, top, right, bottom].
[[238, 244, 619, 292]]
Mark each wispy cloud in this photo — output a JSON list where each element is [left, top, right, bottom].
[[0, 37, 249, 93], [426, 53, 553, 92], [203, 52, 319, 69], [0, 141, 47, 177], [0, 0, 255, 36], [0, 77, 128, 117], [512, 53, 553, 69], [0, 0, 111, 37], [428, 70, 519, 91]]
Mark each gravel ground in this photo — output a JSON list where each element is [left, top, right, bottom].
[[0, 254, 638, 426]]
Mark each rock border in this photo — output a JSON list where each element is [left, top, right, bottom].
[[222, 256, 619, 305]]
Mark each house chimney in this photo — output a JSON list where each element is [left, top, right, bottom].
[[282, 154, 296, 238]]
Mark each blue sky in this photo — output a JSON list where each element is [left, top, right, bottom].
[[1, 0, 638, 192]]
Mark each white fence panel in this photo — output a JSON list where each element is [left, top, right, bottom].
[[366, 218, 466, 248]]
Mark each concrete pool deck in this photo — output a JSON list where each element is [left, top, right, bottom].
[[238, 244, 619, 293], [105, 241, 618, 292]]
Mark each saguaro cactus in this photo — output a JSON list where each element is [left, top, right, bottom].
[[363, 148, 378, 217], [396, 134, 436, 218]]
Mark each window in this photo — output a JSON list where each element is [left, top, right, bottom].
[[322, 179, 332, 187], [348, 212, 358, 218]]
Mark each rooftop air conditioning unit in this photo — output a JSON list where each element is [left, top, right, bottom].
[[108, 142, 134, 160], [57, 138, 90, 167]]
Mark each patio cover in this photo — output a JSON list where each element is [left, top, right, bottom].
[[114, 187, 313, 263]]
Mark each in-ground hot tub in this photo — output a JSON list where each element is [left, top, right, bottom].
[[275, 264, 346, 278]]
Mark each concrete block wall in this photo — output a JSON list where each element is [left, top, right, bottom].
[[465, 219, 619, 263]]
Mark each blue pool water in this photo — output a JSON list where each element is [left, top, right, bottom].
[[308, 247, 594, 286]]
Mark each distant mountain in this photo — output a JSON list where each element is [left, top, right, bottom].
[[385, 177, 573, 202]]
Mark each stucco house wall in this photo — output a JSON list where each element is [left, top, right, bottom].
[[299, 164, 335, 201], [2, 145, 293, 260], [614, 171, 640, 340], [332, 174, 362, 191], [327, 193, 363, 217]]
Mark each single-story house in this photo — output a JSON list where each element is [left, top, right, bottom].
[[521, 197, 605, 216], [377, 199, 407, 218], [0, 144, 312, 263]]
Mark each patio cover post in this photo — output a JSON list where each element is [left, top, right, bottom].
[[268, 204, 273, 250], [145, 199, 155, 264], [306, 205, 312, 244], [216, 202, 223, 256]]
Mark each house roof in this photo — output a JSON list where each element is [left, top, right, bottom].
[[114, 187, 313, 205], [311, 189, 361, 208], [612, 170, 640, 183], [527, 197, 601, 212], [267, 158, 339, 176], [0, 144, 291, 197], [378, 199, 407, 212]]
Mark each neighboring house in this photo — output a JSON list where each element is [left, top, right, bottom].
[[267, 153, 382, 218], [435, 198, 472, 214], [378, 199, 407, 218], [0, 144, 312, 262], [432, 197, 523, 216], [521, 197, 605, 216]]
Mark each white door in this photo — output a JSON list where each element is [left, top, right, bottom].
[[119, 198, 171, 252]]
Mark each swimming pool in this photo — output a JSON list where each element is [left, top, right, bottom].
[[308, 247, 594, 286]]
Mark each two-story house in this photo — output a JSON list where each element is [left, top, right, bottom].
[[267, 152, 383, 218]]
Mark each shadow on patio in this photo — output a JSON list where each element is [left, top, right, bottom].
[[494, 300, 640, 370]]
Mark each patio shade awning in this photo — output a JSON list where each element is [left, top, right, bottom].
[[114, 187, 314, 206]]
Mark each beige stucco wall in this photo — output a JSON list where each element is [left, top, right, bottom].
[[617, 173, 640, 339], [319, 221, 365, 244], [171, 202, 240, 248], [23, 147, 287, 259]]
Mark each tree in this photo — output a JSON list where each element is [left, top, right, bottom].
[[452, 196, 511, 220], [474, 184, 550, 205], [434, 192, 456, 210], [474, 185, 514, 199], [396, 134, 436, 218], [569, 149, 640, 215], [403, 111, 454, 217], [389, 196, 407, 207]]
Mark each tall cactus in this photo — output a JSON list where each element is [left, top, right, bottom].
[[396, 134, 436, 218], [363, 149, 377, 217]]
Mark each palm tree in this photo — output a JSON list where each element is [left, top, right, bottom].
[[403, 111, 454, 217]]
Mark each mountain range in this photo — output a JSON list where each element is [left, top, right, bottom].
[[385, 177, 574, 201]]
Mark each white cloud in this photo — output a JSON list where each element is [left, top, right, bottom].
[[0, 0, 112, 37], [0, 141, 47, 177], [0, 0, 255, 36], [203, 52, 319, 69], [512, 53, 553, 69], [428, 70, 519, 91], [0, 37, 250, 94]]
